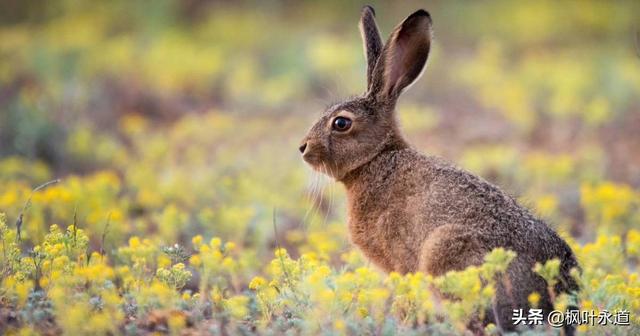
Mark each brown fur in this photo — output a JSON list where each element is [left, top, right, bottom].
[[299, 6, 579, 333]]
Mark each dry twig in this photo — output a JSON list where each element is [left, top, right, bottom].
[[15, 179, 61, 242]]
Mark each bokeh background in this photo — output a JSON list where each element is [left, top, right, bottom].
[[1, 0, 640, 334], [2, 0, 639, 247]]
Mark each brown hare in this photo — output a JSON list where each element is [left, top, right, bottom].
[[299, 6, 579, 334]]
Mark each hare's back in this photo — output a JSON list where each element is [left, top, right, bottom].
[[414, 152, 567, 256]]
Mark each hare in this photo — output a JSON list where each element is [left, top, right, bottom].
[[299, 6, 579, 334]]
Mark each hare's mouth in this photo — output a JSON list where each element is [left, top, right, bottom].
[[300, 141, 338, 177], [302, 153, 334, 176], [301, 152, 322, 169]]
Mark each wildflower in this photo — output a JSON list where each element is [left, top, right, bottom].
[[528, 292, 541, 307], [534, 258, 560, 287], [157, 255, 172, 269], [333, 319, 346, 332], [224, 241, 236, 252], [482, 248, 516, 275], [249, 276, 267, 290], [199, 244, 211, 254], [484, 323, 498, 335], [581, 182, 639, 234], [39, 277, 50, 288], [627, 229, 640, 257], [8, 278, 33, 306], [156, 263, 192, 289], [129, 236, 141, 249], [191, 235, 203, 248], [535, 194, 558, 216], [221, 257, 235, 270], [210, 237, 222, 249], [224, 295, 249, 319], [307, 265, 330, 286], [274, 248, 287, 258], [189, 254, 202, 267], [88, 312, 111, 334], [168, 311, 186, 333], [211, 288, 223, 303]]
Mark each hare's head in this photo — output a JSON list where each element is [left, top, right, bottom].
[[299, 6, 433, 180]]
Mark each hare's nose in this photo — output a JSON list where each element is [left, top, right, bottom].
[[298, 142, 307, 154]]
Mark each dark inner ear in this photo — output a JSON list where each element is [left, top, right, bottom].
[[370, 9, 432, 101], [359, 5, 383, 92]]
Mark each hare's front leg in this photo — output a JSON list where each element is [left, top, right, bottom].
[[418, 225, 490, 333], [418, 224, 486, 276]]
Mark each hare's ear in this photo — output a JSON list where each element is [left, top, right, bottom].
[[359, 5, 383, 91], [369, 9, 432, 101]]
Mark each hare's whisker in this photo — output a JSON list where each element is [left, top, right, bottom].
[[301, 172, 316, 227], [321, 163, 336, 227], [314, 166, 328, 228], [302, 171, 322, 230]]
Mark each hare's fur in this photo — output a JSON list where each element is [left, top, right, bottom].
[[300, 6, 578, 333]]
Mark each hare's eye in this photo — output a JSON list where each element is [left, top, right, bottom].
[[332, 117, 352, 132]]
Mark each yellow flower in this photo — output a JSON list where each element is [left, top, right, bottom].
[[211, 288, 222, 303], [191, 235, 203, 248], [200, 244, 211, 254], [210, 237, 222, 249], [129, 236, 141, 249], [249, 276, 267, 290], [224, 241, 236, 252], [14, 326, 39, 336], [388, 271, 401, 283], [168, 312, 186, 333], [88, 312, 112, 334], [224, 295, 249, 319], [627, 229, 640, 257], [528, 292, 541, 307], [535, 194, 558, 216], [157, 255, 172, 269], [15, 281, 32, 306], [221, 257, 235, 270], [333, 319, 346, 331], [318, 289, 335, 302], [119, 114, 148, 134], [50, 270, 63, 281], [39, 277, 50, 288], [189, 254, 202, 267], [534, 258, 560, 286], [274, 248, 288, 258]]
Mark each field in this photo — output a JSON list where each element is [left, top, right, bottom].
[[1, 1, 640, 335]]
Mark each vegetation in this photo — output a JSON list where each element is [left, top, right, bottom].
[[0, 1, 639, 334]]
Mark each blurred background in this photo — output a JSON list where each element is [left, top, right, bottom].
[[1, 0, 639, 259]]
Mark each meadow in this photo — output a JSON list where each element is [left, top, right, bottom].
[[1, 1, 640, 334]]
